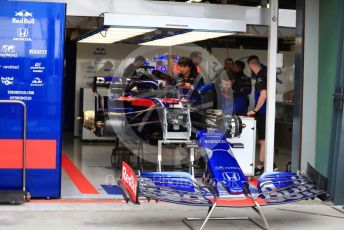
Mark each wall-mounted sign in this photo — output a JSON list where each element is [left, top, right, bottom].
[[0, 1, 66, 198]]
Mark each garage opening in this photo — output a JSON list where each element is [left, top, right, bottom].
[[61, 6, 296, 199]]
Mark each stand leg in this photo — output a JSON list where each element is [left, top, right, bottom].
[[249, 195, 270, 230], [332, 206, 344, 215], [183, 203, 217, 230], [200, 202, 217, 230], [138, 142, 144, 172], [112, 138, 119, 168], [189, 147, 195, 178], [157, 140, 162, 172], [183, 201, 270, 230]]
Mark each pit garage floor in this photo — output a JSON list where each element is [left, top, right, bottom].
[[61, 134, 203, 199], [0, 200, 343, 229], [62, 135, 121, 199]]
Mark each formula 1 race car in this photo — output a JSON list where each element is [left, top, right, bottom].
[[80, 67, 328, 230], [80, 67, 240, 144]]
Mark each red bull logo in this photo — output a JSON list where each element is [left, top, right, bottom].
[[12, 10, 35, 24], [121, 162, 138, 203]]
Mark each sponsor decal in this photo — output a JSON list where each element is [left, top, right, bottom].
[[93, 48, 107, 63], [121, 162, 138, 203], [214, 166, 240, 171], [93, 47, 106, 56], [29, 49, 47, 56], [85, 65, 96, 74], [13, 28, 32, 41], [12, 10, 35, 24], [204, 140, 227, 144], [202, 131, 224, 138], [222, 172, 241, 182], [1, 77, 14, 86], [30, 77, 44, 87], [1, 65, 19, 70], [7, 90, 34, 101], [7, 90, 34, 95], [30, 62, 45, 73], [0, 45, 18, 58]]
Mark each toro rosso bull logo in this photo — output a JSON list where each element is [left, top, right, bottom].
[[1, 77, 14, 86], [12, 10, 35, 24]]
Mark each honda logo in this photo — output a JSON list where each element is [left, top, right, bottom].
[[17, 28, 29, 38], [222, 172, 240, 182]]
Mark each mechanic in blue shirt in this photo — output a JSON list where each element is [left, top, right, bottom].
[[197, 70, 238, 115], [246, 55, 267, 175]]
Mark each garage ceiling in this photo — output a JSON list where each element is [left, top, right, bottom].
[[153, 0, 296, 9], [66, 0, 296, 51]]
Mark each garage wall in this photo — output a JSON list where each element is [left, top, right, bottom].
[[315, 0, 342, 176]]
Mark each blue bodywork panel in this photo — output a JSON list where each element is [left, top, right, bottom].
[[197, 130, 247, 195]]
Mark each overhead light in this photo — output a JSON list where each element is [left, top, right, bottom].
[[78, 27, 156, 44], [139, 31, 234, 46]]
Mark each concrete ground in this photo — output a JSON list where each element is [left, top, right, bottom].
[[0, 200, 343, 230]]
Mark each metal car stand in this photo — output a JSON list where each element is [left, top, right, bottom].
[[332, 206, 344, 215], [0, 100, 31, 204], [157, 106, 196, 175], [157, 139, 196, 177], [183, 194, 270, 230]]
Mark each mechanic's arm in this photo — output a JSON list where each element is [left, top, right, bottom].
[[247, 90, 267, 116], [255, 90, 267, 111], [194, 75, 205, 91], [197, 82, 215, 94]]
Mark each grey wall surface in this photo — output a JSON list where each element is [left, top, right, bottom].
[[316, 0, 341, 176], [301, 0, 319, 171]]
